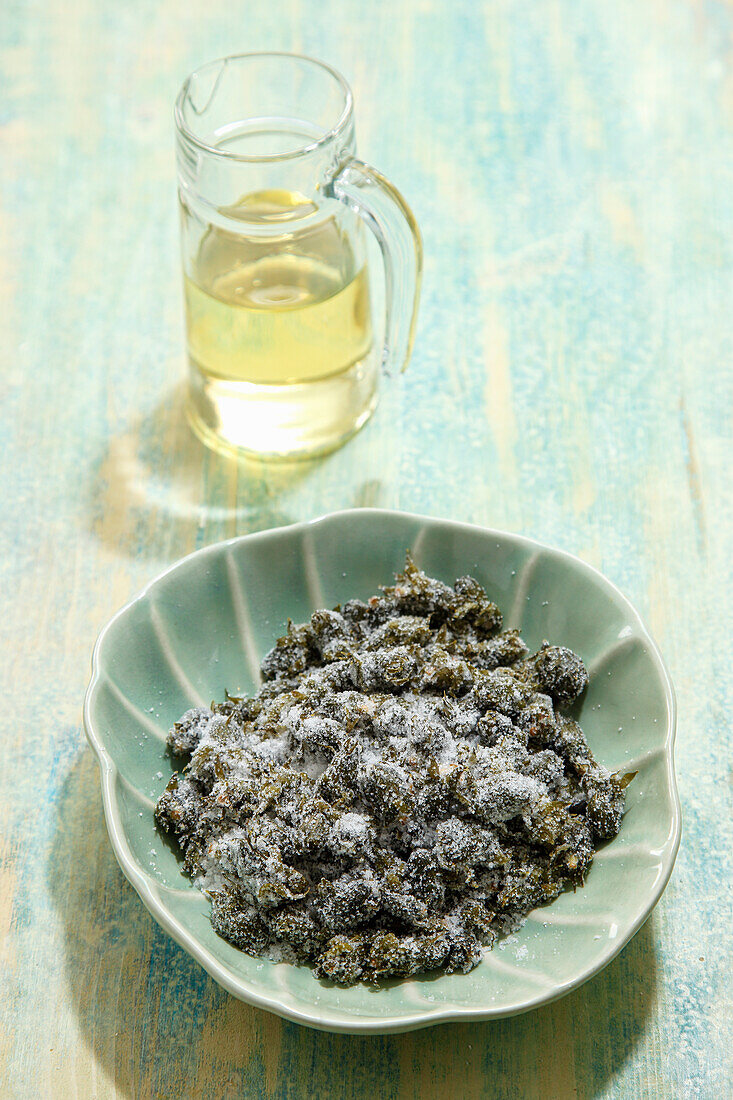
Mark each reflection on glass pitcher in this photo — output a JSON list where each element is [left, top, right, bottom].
[[176, 52, 422, 459]]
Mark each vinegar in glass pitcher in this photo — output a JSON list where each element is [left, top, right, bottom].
[[182, 189, 378, 457]]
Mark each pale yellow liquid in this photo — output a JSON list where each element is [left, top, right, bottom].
[[183, 190, 377, 457], [185, 255, 372, 386]]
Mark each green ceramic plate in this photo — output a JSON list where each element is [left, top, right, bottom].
[[83, 509, 680, 1033]]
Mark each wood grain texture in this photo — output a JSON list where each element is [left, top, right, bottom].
[[1, 0, 731, 1096]]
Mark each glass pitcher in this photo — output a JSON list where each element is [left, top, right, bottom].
[[175, 52, 422, 459]]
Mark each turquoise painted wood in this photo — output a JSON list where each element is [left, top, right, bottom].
[[0, 0, 730, 1097]]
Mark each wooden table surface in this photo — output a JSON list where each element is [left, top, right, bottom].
[[1, 1, 731, 1097]]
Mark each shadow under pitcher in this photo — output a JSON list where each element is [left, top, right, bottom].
[[175, 53, 422, 460]]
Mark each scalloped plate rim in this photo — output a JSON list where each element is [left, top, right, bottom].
[[83, 508, 681, 1034]]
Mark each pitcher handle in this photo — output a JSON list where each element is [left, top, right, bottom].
[[326, 159, 422, 375]]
